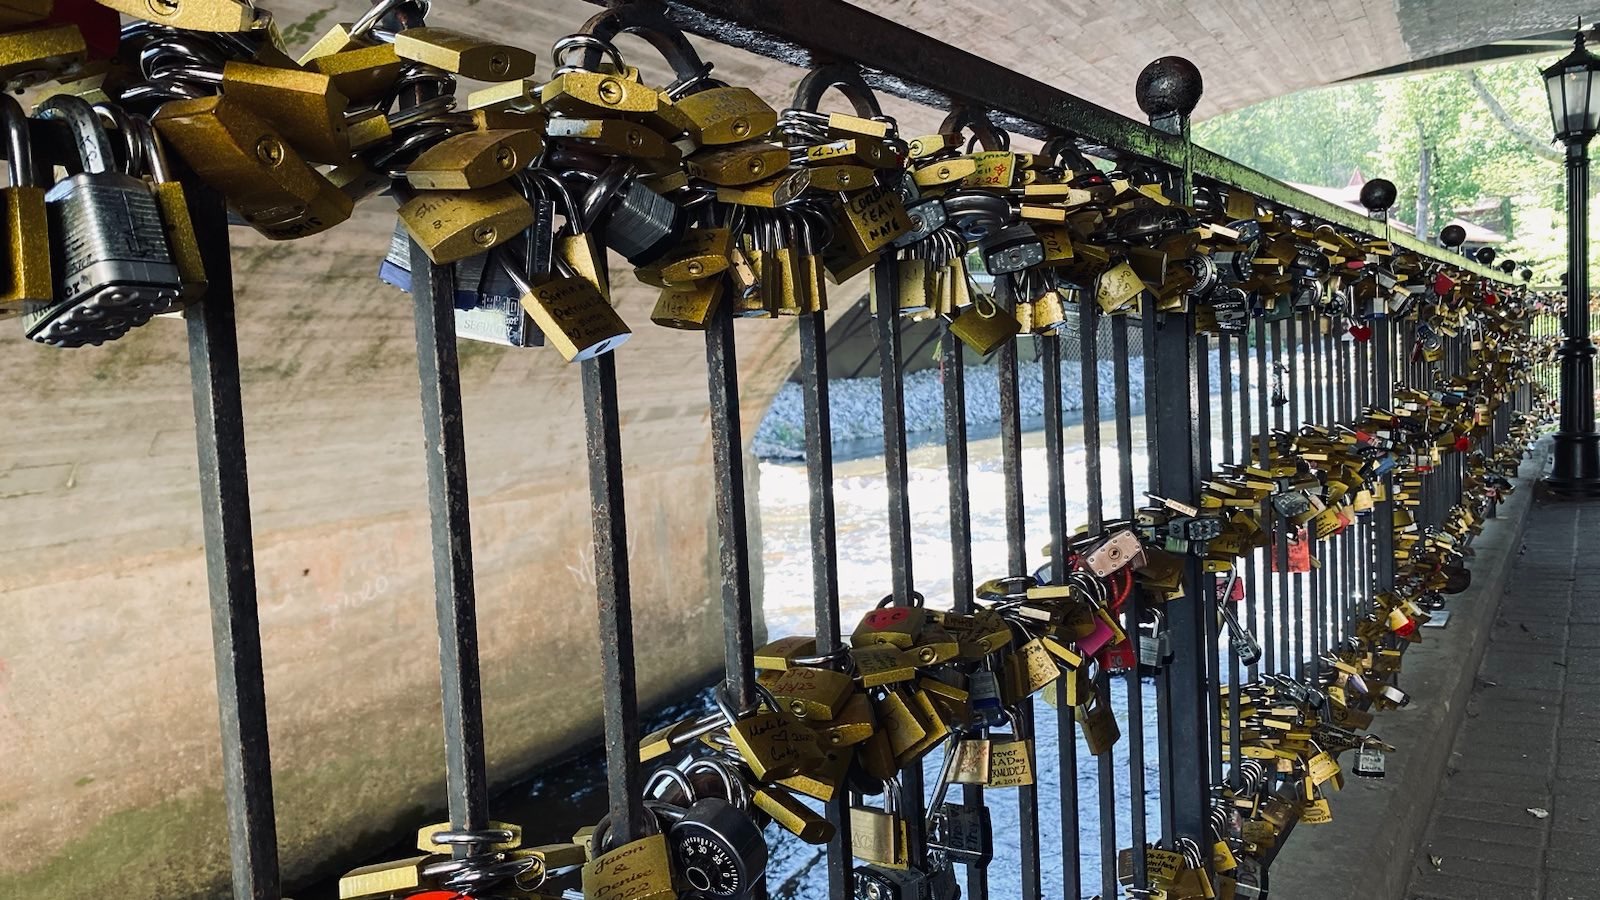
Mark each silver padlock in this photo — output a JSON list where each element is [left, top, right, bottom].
[[1353, 738, 1387, 778], [926, 855, 960, 900], [977, 221, 1043, 274], [1138, 609, 1171, 669], [853, 863, 931, 900], [582, 162, 684, 265], [27, 95, 180, 347]]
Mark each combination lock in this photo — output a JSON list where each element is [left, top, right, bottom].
[[651, 798, 768, 899]]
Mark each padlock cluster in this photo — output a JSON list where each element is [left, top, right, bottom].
[[5, 0, 1523, 353]]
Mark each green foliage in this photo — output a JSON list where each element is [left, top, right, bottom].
[[1195, 54, 1585, 286]]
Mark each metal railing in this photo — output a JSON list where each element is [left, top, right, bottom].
[[42, 2, 1544, 899]]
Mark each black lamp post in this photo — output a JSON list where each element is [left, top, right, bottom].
[[1543, 27, 1600, 496]]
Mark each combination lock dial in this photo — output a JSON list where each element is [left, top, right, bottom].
[[654, 798, 768, 899]]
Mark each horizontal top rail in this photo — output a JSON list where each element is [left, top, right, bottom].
[[617, 0, 1518, 286]]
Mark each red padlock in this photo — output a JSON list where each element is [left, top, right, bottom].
[[1098, 637, 1137, 673]]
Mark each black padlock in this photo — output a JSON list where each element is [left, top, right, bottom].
[[927, 801, 992, 866], [649, 798, 768, 900]]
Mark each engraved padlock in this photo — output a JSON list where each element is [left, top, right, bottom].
[[27, 95, 181, 347], [926, 801, 992, 866]]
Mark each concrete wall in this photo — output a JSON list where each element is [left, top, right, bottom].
[[0, 203, 791, 897]]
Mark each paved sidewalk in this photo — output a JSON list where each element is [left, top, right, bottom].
[[1406, 498, 1600, 900]]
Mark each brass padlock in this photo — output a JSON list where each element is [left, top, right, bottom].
[[0, 93, 50, 318], [152, 95, 353, 240], [393, 27, 537, 82], [674, 85, 777, 146], [405, 129, 542, 190], [94, 0, 257, 32], [497, 253, 630, 362], [395, 182, 532, 264], [216, 61, 351, 163]]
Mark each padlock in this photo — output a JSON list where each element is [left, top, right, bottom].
[[134, 117, 206, 308], [649, 798, 767, 900], [1353, 739, 1387, 778], [1138, 609, 1172, 669], [392, 27, 538, 82], [497, 252, 630, 362], [581, 163, 685, 266], [152, 94, 354, 241], [26, 95, 180, 347], [979, 222, 1044, 274], [853, 863, 930, 900], [0, 92, 51, 319], [927, 801, 993, 866], [849, 778, 909, 868]]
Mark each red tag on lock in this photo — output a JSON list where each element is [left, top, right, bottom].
[[1348, 324, 1373, 343], [1433, 273, 1455, 295], [864, 607, 911, 629]]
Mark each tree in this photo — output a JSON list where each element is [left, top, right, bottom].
[[1197, 55, 1581, 286]]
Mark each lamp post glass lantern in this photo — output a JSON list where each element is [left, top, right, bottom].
[[1543, 27, 1600, 496]]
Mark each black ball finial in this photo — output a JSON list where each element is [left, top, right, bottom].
[[1475, 246, 1497, 265], [1440, 224, 1467, 248], [1521, 267, 1534, 281], [1136, 57, 1204, 119], [1499, 259, 1517, 274], [1359, 178, 1397, 213]]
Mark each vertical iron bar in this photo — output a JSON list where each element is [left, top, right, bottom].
[[1230, 329, 1248, 787], [1193, 332, 1221, 790], [1284, 313, 1302, 678], [872, 260, 925, 860], [1373, 320, 1395, 594], [1271, 320, 1290, 675], [998, 281, 1042, 900], [1156, 300, 1209, 848], [583, 348, 646, 844], [408, 238, 489, 843], [1112, 316, 1146, 886], [1256, 320, 1274, 674], [706, 305, 757, 710], [187, 189, 280, 900], [941, 327, 987, 900], [799, 314, 851, 899], [1042, 335, 1084, 899]]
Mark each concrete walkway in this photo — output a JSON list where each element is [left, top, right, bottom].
[[1407, 498, 1600, 900]]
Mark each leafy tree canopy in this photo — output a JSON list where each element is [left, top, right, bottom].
[[1193, 56, 1577, 285]]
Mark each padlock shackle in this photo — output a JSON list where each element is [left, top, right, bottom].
[[575, 1, 708, 85], [0, 95, 34, 190], [36, 94, 115, 177], [938, 105, 1007, 152], [790, 62, 882, 118]]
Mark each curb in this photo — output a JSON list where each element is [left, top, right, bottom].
[[1269, 440, 1547, 900]]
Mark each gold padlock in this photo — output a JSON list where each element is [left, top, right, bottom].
[[396, 182, 532, 264], [392, 27, 537, 81], [152, 94, 353, 240], [95, 0, 257, 32], [674, 85, 777, 145], [650, 278, 723, 330], [404, 129, 542, 190], [0, 94, 50, 317]]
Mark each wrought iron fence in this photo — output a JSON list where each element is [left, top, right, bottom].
[[32, 1, 1547, 899]]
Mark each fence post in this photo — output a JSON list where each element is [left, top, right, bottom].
[[1136, 56, 1212, 852]]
